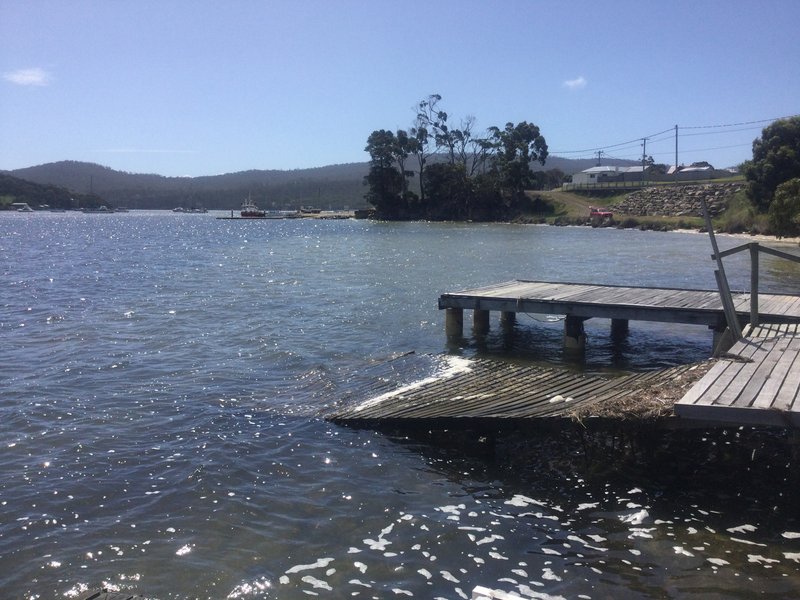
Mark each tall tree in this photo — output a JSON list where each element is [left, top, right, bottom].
[[423, 163, 472, 220], [489, 121, 548, 200], [393, 129, 413, 197], [409, 94, 446, 204], [743, 116, 800, 210], [364, 129, 405, 218], [768, 177, 800, 237]]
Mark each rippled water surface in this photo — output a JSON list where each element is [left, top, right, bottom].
[[2, 212, 800, 599]]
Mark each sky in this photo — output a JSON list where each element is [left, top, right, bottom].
[[1, 0, 798, 177]]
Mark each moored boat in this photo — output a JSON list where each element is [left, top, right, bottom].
[[241, 196, 266, 218]]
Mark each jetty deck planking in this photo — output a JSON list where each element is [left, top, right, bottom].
[[676, 324, 800, 427], [439, 281, 800, 329]]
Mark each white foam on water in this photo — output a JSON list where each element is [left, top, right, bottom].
[[505, 495, 547, 509], [391, 588, 413, 596], [354, 356, 474, 412], [301, 575, 331, 591], [476, 534, 505, 546], [286, 557, 334, 574], [628, 527, 656, 539], [747, 554, 779, 564], [784, 552, 800, 562], [568, 534, 608, 552], [730, 537, 767, 547], [542, 567, 562, 581], [706, 557, 730, 567], [438, 504, 466, 515], [673, 546, 694, 557], [781, 531, 800, 539], [727, 524, 757, 534], [364, 537, 391, 551], [441, 570, 460, 583], [587, 534, 607, 543], [620, 509, 649, 525]]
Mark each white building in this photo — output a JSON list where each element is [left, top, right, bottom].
[[571, 165, 645, 185]]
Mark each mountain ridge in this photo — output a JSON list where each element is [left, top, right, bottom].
[[4, 157, 638, 210]]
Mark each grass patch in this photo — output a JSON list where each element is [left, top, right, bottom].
[[714, 189, 768, 234]]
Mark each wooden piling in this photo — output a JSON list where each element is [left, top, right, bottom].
[[445, 307, 463, 338], [473, 309, 490, 334]]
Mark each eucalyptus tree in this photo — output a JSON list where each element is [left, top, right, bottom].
[[488, 121, 549, 200], [364, 129, 405, 218], [410, 94, 447, 203], [743, 116, 800, 211]]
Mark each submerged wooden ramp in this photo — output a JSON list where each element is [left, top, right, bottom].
[[327, 358, 703, 428], [676, 323, 800, 428]]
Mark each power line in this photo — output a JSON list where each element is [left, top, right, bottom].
[[680, 115, 798, 130], [550, 114, 797, 154], [679, 125, 766, 137]]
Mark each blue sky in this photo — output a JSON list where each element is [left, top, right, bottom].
[[1, 0, 798, 177]]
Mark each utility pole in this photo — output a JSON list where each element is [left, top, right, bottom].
[[596, 150, 604, 166], [641, 138, 648, 185], [675, 124, 679, 169]]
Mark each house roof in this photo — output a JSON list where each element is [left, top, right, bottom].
[[581, 166, 620, 173], [580, 165, 644, 174]]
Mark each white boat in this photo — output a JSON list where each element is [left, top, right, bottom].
[[240, 196, 266, 218]]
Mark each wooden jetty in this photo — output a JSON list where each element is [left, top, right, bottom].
[[328, 243, 800, 431], [676, 323, 800, 427], [438, 280, 800, 351]]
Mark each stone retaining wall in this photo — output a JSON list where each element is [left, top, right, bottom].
[[614, 182, 744, 217]]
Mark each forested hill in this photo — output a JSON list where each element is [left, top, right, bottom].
[[0, 173, 107, 210], [5, 161, 371, 210], [5, 157, 636, 210]]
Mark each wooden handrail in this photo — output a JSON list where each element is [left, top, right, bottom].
[[713, 242, 800, 263], [710, 242, 800, 327]]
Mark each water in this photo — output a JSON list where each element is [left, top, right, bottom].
[[2, 212, 800, 599]]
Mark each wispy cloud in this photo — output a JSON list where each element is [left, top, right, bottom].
[[563, 76, 587, 90], [3, 67, 51, 86]]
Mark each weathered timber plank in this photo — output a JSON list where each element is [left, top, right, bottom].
[[778, 295, 800, 316], [772, 338, 800, 412], [536, 284, 602, 302], [729, 338, 791, 409], [751, 336, 800, 410], [677, 341, 762, 408], [702, 341, 768, 407]]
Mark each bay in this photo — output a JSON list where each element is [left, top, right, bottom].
[[1, 212, 799, 599]]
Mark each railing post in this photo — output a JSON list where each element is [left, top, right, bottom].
[[750, 243, 760, 327], [701, 196, 743, 341]]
